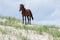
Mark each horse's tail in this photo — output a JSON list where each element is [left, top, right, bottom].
[[30, 11, 34, 20], [31, 14, 34, 20]]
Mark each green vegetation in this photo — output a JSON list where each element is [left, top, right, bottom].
[[0, 16, 21, 28], [0, 28, 8, 34], [0, 16, 60, 40]]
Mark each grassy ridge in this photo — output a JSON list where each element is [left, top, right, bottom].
[[0, 16, 60, 40]]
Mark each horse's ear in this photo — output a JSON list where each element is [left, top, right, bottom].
[[20, 4, 24, 8], [20, 4, 24, 6]]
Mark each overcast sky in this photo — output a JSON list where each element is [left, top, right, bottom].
[[0, 0, 60, 26]]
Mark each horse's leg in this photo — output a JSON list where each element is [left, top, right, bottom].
[[29, 17, 31, 25], [27, 16, 29, 24], [25, 16, 27, 24], [28, 16, 31, 24], [22, 16, 24, 24]]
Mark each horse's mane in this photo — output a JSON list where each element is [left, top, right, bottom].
[[20, 4, 26, 11], [20, 4, 24, 8]]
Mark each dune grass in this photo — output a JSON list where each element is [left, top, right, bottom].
[[0, 16, 60, 40]]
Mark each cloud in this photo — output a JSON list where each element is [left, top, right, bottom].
[[32, 20, 60, 26], [51, 9, 60, 17], [28, 0, 60, 25], [50, 0, 60, 20], [0, 0, 20, 18], [22, 0, 55, 21]]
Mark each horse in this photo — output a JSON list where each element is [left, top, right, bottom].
[[19, 4, 34, 24]]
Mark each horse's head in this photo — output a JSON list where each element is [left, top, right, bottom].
[[19, 4, 25, 11]]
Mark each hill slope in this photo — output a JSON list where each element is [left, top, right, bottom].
[[0, 16, 60, 40]]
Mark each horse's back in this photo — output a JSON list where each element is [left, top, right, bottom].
[[23, 9, 32, 17], [26, 9, 32, 16]]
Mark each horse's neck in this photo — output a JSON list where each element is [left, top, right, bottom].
[[22, 8, 26, 13]]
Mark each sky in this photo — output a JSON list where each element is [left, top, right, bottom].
[[0, 0, 60, 26]]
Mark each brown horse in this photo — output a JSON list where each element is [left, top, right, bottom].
[[19, 4, 33, 24]]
